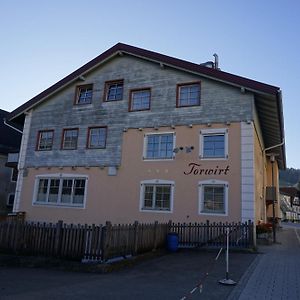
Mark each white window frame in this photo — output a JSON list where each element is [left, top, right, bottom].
[[199, 128, 228, 160], [198, 179, 228, 216], [139, 179, 174, 213], [33, 173, 88, 208], [143, 132, 176, 161]]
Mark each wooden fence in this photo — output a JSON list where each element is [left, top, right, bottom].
[[0, 219, 254, 262], [0, 220, 169, 261], [170, 220, 254, 249]]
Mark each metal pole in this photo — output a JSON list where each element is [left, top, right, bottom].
[[219, 227, 236, 285]]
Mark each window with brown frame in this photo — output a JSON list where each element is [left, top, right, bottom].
[[75, 84, 93, 105], [129, 88, 151, 112], [62, 128, 78, 150], [36, 130, 54, 151], [87, 127, 107, 149], [177, 82, 201, 107], [104, 80, 124, 101]]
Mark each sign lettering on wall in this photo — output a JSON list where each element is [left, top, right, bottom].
[[184, 163, 230, 176]]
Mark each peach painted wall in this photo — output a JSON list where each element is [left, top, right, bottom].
[[19, 123, 242, 224]]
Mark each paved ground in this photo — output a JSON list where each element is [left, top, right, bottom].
[[228, 223, 300, 300], [0, 224, 298, 299], [0, 247, 255, 299]]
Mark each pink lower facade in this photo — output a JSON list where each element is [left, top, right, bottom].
[[16, 122, 278, 225]]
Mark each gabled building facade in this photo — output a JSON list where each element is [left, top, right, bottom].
[[8, 43, 285, 225]]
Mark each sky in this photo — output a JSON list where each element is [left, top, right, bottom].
[[0, 0, 299, 168]]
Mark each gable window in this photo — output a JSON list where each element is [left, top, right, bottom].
[[37, 130, 54, 151], [129, 88, 151, 111], [75, 84, 93, 105], [62, 128, 78, 150], [144, 133, 175, 160], [87, 127, 107, 149], [140, 180, 174, 212], [104, 80, 124, 101], [200, 128, 228, 159], [198, 180, 228, 216], [34, 175, 87, 207], [177, 82, 201, 107]]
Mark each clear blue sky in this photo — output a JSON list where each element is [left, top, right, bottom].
[[1, 0, 299, 168]]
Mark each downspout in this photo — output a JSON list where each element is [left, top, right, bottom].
[[3, 118, 23, 134]]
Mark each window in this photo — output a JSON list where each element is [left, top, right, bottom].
[[62, 129, 78, 150], [11, 168, 18, 182], [34, 175, 87, 207], [144, 133, 175, 160], [140, 180, 174, 212], [37, 130, 54, 151], [104, 80, 123, 101], [129, 88, 151, 111], [75, 84, 93, 105], [177, 82, 201, 107], [200, 128, 228, 159], [198, 180, 228, 215], [7, 194, 14, 207], [87, 127, 107, 149]]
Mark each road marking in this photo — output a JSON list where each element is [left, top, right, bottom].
[[294, 228, 300, 245]]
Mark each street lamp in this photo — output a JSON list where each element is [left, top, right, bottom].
[[268, 153, 279, 243]]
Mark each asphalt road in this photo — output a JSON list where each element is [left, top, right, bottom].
[[0, 248, 256, 300]]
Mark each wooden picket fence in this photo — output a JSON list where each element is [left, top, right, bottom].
[[0, 219, 254, 262], [170, 220, 254, 249], [0, 220, 169, 261]]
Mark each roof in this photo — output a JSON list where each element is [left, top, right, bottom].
[[7, 42, 286, 168], [0, 109, 22, 154], [280, 187, 299, 198]]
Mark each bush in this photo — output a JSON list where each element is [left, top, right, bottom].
[[256, 223, 272, 234]]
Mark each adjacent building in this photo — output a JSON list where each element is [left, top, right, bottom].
[[0, 109, 22, 217], [8, 43, 286, 225]]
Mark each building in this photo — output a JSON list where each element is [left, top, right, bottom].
[[8, 43, 285, 225], [0, 109, 22, 217], [280, 187, 300, 222]]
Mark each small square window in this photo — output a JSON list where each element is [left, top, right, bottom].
[[200, 129, 228, 159], [37, 130, 54, 151], [140, 180, 174, 212], [177, 82, 201, 107], [104, 80, 124, 101], [144, 133, 174, 160], [87, 127, 107, 149], [75, 84, 93, 105], [198, 180, 228, 216], [62, 129, 78, 150], [129, 89, 151, 111]]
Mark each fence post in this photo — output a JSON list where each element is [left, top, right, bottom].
[[101, 221, 112, 261], [54, 220, 63, 256], [153, 221, 158, 251], [133, 221, 139, 255], [206, 220, 210, 243], [13, 220, 22, 253], [168, 220, 172, 233]]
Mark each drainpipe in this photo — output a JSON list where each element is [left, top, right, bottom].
[[3, 118, 23, 134]]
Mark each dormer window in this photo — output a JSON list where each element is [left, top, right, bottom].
[[75, 84, 93, 105], [104, 80, 124, 101]]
